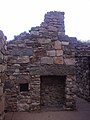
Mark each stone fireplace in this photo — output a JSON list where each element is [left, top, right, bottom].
[[40, 75, 66, 109], [4, 11, 76, 112]]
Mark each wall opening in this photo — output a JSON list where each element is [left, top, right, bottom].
[[40, 75, 66, 110], [20, 83, 29, 92]]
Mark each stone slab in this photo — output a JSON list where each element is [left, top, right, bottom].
[[30, 65, 75, 75], [11, 48, 33, 56]]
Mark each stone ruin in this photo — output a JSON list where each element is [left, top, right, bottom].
[[0, 11, 90, 119], [0, 31, 7, 120]]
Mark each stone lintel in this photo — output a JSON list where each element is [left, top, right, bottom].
[[30, 65, 75, 75]]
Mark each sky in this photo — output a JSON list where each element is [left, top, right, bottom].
[[0, 0, 90, 41]]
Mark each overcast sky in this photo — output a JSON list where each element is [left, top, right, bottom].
[[0, 0, 90, 41]]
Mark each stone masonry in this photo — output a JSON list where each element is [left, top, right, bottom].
[[4, 11, 76, 112], [0, 31, 7, 120], [0, 11, 90, 115], [75, 41, 90, 101]]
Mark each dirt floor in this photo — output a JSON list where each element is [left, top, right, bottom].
[[5, 97, 90, 120]]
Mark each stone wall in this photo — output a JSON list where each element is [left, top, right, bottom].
[[75, 41, 90, 101], [4, 11, 76, 112], [0, 11, 90, 113], [0, 31, 7, 120]]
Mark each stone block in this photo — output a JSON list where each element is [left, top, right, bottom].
[[18, 43, 25, 47], [54, 57, 63, 64], [62, 41, 69, 46], [0, 52, 3, 60], [64, 58, 75, 65], [58, 32, 65, 36], [30, 31, 39, 36], [0, 65, 7, 72], [56, 50, 63, 56], [54, 41, 61, 49], [0, 95, 4, 114], [17, 103, 29, 111], [38, 38, 51, 44], [41, 57, 53, 64], [47, 50, 55, 56], [48, 26, 58, 32], [11, 48, 33, 56], [17, 56, 30, 63], [0, 86, 3, 96]]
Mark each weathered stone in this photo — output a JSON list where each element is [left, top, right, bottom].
[[0, 30, 4, 39], [54, 57, 63, 64], [0, 52, 3, 59], [13, 64, 20, 67], [0, 95, 4, 114], [30, 65, 75, 75], [56, 50, 63, 56], [58, 31, 65, 36], [17, 103, 29, 111], [41, 57, 53, 64], [48, 26, 58, 32], [11, 48, 33, 56], [47, 50, 55, 56], [30, 31, 39, 36], [62, 41, 69, 46], [15, 69, 19, 73], [18, 43, 25, 47], [0, 65, 7, 72], [54, 41, 61, 49], [1, 11, 82, 113], [0, 86, 3, 96], [0, 30, 6, 120], [17, 56, 30, 63], [64, 58, 75, 65], [38, 38, 51, 44]]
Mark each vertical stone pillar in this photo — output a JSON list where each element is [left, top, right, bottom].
[[30, 75, 40, 111], [0, 30, 7, 120], [65, 75, 76, 110]]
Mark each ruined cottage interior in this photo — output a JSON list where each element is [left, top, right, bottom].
[[0, 11, 90, 120]]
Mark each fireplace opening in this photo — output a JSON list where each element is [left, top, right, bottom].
[[40, 75, 66, 110]]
